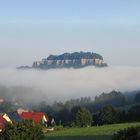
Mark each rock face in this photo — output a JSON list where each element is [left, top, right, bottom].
[[32, 52, 107, 69]]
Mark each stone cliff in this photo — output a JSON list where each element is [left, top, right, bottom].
[[32, 52, 107, 69]]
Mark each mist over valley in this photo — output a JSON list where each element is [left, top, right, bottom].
[[0, 66, 140, 105]]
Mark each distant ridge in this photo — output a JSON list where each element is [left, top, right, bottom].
[[18, 51, 107, 69]]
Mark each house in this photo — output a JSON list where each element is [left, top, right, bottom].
[[17, 108, 28, 115], [20, 112, 48, 127], [0, 116, 7, 132], [7, 112, 22, 123], [0, 98, 4, 104], [0, 113, 12, 124]]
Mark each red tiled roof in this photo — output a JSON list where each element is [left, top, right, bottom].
[[20, 112, 48, 123]]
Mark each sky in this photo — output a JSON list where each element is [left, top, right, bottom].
[[0, 0, 140, 67]]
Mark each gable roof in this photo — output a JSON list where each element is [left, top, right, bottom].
[[7, 112, 22, 123], [20, 112, 48, 123], [0, 113, 12, 123]]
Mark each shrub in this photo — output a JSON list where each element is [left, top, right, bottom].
[[0, 120, 44, 140], [54, 125, 64, 130], [112, 125, 140, 140]]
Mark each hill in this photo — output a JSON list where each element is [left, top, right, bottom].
[[31, 51, 107, 69]]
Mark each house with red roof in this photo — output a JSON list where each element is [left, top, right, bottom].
[[0, 116, 7, 132], [20, 112, 48, 127]]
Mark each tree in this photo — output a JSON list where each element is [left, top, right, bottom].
[[71, 106, 81, 121], [0, 101, 16, 112], [0, 120, 44, 140], [94, 91, 126, 107], [127, 105, 140, 122], [75, 107, 92, 127], [99, 105, 117, 124], [134, 92, 140, 103], [57, 108, 71, 126]]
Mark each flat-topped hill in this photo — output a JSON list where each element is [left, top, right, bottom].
[[32, 52, 107, 69]]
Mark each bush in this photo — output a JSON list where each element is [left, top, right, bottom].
[[112, 125, 140, 140], [0, 120, 44, 140], [54, 125, 64, 130]]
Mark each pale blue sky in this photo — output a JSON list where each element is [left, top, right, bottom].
[[0, 0, 140, 67]]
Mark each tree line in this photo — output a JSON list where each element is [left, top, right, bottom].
[[32, 91, 140, 127], [0, 90, 140, 127]]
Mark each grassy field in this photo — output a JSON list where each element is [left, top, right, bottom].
[[44, 122, 140, 140]]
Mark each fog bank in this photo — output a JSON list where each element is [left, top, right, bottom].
[[0, 66, 140, 103]]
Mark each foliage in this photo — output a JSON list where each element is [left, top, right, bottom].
[[54, 125, 64, 131], [0, 120, 44, 140], [112, 125, 140, 140], [94, 91, 126, 109], [75, 107, 92, 127], [99, 105, 118, 124], [134, 92, 140, 103], [57, 108, 72, 126], [33, 91, 140, 127], [127, 105, 140, 122], [71, 106, 81, 121], [47, 52, 103, 60], [0, 101, 16, 112]]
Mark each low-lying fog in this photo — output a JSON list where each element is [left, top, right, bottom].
[[0, 66, 140, 103]]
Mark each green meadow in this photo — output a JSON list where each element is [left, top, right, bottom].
[[44, 122, 140, 140]]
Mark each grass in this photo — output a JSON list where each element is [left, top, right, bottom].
[[44, 122, 140, 140]]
